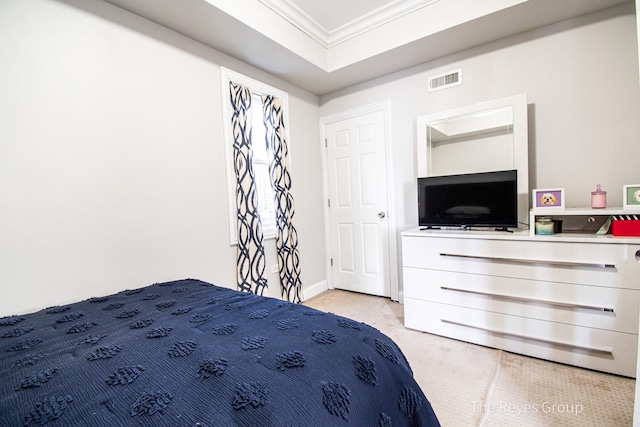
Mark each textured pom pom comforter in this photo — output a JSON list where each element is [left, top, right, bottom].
[[0, 279, 439, 426]]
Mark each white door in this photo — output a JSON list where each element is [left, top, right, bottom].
[[323, 108, 390, 297]]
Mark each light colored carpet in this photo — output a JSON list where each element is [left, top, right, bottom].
[[304, 289, 636, 426]]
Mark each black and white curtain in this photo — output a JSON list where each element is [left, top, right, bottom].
[[228, 81, 302, 302], [262, 94, 302, 303], [229, 81, 268, 296]]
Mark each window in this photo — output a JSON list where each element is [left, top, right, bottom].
[[220, 68, 290, 245], [250, 93, 276, 238]]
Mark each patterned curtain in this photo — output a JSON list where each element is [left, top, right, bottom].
[[262, 94, 302, 303], [229, 81, 268, 296]]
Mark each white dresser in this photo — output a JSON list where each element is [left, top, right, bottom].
[[402, 213, 640, 377]]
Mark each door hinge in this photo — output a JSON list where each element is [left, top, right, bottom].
[[325, 138, 328, 147], [328, 199, 331, 208], [330, 258, 333, 267]]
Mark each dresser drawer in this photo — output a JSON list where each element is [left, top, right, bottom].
[[402, 236, 640, 289], [404, 298, 638, 377], [403, 267, 640, 333]]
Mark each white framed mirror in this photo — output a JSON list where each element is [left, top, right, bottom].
[[416, 94, 529, 227]]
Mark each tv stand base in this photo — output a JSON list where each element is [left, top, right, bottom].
[[494, 227, 513, 233]]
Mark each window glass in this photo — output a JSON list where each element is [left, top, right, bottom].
[[251, 94, 276, 237]]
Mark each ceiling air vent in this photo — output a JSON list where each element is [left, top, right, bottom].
[[428, 68, 462, 92]]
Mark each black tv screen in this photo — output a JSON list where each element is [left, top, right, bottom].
[[418, 169, 518, 229]]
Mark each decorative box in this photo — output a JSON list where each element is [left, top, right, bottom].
[[611, 216, 640, 237]]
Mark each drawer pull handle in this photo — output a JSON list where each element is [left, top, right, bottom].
[[439, 252, 616, 269], [441, 319, 614, 354], [440, 286, 615, 313]]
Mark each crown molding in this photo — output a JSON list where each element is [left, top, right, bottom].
[[258, 0, 328, 46], [259, 0, 441, 48]]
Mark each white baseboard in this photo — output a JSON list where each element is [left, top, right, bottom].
[[301, 281, 402, 304], [302, 280, 328, 301]]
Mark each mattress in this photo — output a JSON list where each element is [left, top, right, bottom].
[[0, 278, 439, 426]]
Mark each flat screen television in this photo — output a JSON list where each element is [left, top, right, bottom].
[[418, 169, 518, 230]]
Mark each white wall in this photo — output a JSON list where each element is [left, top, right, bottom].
[[320, 2, 640, 230], [0, 0, 325, 316]]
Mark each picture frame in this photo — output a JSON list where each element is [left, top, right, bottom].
[[623, 184, 640, 209], [532, 188, 565, 211]]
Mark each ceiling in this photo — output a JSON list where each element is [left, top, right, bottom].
[[103, 0, 633, 95], [288, 0, 395, 32]]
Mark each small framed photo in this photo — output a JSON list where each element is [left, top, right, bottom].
[[623, 184, 640, 209], [532, 188, 565, 211]]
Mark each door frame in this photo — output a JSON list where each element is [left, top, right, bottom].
[[319, 100, 399, 301]]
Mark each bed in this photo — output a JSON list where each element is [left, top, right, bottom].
[[0, 278, 439, 426]]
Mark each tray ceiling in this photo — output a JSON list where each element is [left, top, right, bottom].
[[287, 0, 395, 31], [103, 0, 632, 95]]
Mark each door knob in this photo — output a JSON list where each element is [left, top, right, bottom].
[[378, 212, 386, 219]]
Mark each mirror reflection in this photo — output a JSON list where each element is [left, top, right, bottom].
[[427, 106, 514, 176]]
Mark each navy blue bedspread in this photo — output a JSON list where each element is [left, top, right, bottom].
[[0, 279, 439, 426]]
